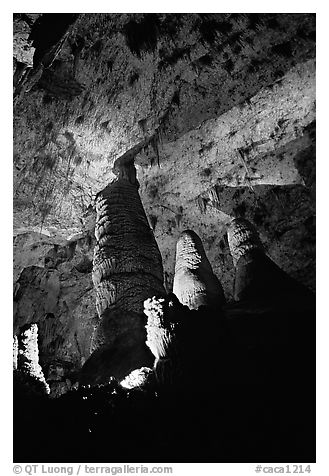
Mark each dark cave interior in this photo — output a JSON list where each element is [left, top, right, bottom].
[[13, 13, 316, 463]]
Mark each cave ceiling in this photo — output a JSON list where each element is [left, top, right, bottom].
[[13, 13, 316, 299]]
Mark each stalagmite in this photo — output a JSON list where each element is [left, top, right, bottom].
[[144, 293, 227, 388], [173, 230, 226, 310], [13, 335, 18, 370], [14, 323, 50, 395], [227, 218, 314, 304], [80, 159, 165, 384], [144, 294, 184, 387]]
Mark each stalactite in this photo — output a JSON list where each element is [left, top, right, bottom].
[[173, 230, 226, 310], [207, 185, 220, 204], [150, 133, 160, 166], [148, 214, 158, 231], [196, 195, 207, 213], [138, 118, 148, 137]]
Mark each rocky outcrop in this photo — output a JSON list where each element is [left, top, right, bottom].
[[80, 161, 165, 384], [14, 324, 50, 396], [173, 230, 226, 309], [227, 218, 314, 304]]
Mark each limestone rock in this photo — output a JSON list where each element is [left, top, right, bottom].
[[227, 218, 315, 304], [12, 13, 316, 462], [13, 335, 18, 370], [12, 11, 315, 377], [14, 323, 50, 396], [13, 230, 97, 377], [227, 218, 264, 267], [173, 230, 226, 310], [13, 14, 315, 241], [120, 367, 154, 389], [80, 161, 165, 384], [144, 294, 185, 386], [13, 13, 315, 303], [13, 15, 36, 67]]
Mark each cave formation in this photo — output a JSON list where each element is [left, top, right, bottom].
[[80, 160, 165, 385], [173, 229, 226, 309], [13, 13, 315, 463]]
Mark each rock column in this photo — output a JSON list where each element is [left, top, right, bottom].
[[80, 161, 165, 384]]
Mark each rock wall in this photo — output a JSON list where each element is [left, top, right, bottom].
[[13, 230, 97, 379]]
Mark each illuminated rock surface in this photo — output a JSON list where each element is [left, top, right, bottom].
[[13, 14, 315, 463]]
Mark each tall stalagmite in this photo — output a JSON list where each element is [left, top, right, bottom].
[[227, 218, 314, 304], [80, 160, 165, 384], [173, 230, 226, 310]]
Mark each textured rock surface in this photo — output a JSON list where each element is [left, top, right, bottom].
[[120, 366, 154, 389], [14, 323, 50, 396], [13, 13, 315, 383], [13, 14, 315, 237], [138, 60, 315, 299], [13, 335, 18, 370], [13, 15, 36, 67], [227, 218, 264, 266], [227, 218, 315, 304], [80, 161, 165, 384], [173, 230, 226, 309], [144, 294, 183, 386], [14, 230, 97, 377]]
